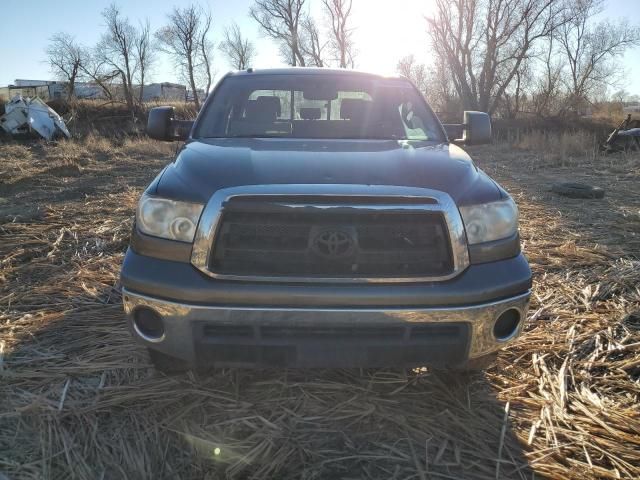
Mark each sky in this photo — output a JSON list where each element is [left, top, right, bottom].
[[1, 0, 640, 95]]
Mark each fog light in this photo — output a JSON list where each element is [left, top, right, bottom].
[[133, 307, 165, 342], [493, 308, 521, 341]]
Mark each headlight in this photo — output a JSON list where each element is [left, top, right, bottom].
[[137, 194, 204, 243], [459, 198, 518, 244]]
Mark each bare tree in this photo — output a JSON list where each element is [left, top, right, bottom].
[[199, 10, 214, 97], [135, 19, 155, 104], [428, 56, 460, 114], [629, 93, 640, 103], [300, 16, 327, 66], [250, 0, 306, 66], [531, 27, 564, 116], [397, 55, 428, 93], [557, 0, 640, 112], [500, 61, 533, 118], [98, 4, 139, 111], [426, 0, 570, 114], [322, 0, 355, 68], [156, 4, 214, 109], [46, 33, 86, 99], [397, 55, 458, 114], [219, 22, 256, 70], [611, 89, 639, 104], [78, 52, 118, 100]]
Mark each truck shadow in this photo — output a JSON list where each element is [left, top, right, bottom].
[[1, 294, 533, 479]]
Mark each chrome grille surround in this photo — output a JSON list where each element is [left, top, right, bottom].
[[191, 184, 470, 283]]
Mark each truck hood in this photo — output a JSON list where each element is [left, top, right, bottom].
[[154, 138, 500, 205]]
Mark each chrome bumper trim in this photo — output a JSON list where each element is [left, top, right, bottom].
[[190, 184, 470, 284], [122, 289, 530, 362]]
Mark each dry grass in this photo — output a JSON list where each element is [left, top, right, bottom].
[[512, 130, 601, 166], [0, 137, 639, 479], [43, 99, 199, 138]]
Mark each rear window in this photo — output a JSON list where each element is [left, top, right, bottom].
[[194, 74, 444, 141]]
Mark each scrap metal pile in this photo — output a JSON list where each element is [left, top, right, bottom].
[[602, 114, 640, 152], [0, 95, 70, 140]]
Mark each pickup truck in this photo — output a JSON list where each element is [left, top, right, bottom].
[[120, 68, 532, 372]]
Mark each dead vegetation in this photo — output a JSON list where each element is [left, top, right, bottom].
[[43, 99, 199, 138], [0, 136, 639, 479], [512, 130, 600, 166]]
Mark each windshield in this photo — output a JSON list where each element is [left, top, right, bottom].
[[194, 74, 444, 141]]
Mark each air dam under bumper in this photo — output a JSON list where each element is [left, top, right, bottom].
[[123, 288, 530, 368]]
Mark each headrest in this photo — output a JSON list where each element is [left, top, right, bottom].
[[245, 96, 281, 121], [256, 96, 281, 116], [340, 98, 371, 121], [300, 107, 321, 120]]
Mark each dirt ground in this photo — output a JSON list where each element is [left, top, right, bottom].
[[0, 136, 638, 479]]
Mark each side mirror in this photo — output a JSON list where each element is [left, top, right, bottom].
[[462, 111, 491, 145], [147, 106, 194, 141], [442, 111, 492, 145]]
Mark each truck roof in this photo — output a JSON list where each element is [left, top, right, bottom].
[[227, 67, 406, 82]]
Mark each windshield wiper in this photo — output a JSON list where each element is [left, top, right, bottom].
[[329, 135, 408, 140], [208, 134, 291, 139], [201, 135, 434, 141]]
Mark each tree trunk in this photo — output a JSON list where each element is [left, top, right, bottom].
[[138, 69, 145, 105], [187, 55, 200, 109], [68, 64, 78, 101]]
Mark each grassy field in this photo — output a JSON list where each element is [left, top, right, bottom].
[[0, 135, 638, 479]]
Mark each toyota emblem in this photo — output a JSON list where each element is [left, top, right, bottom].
[[311, 229, 355, 259]]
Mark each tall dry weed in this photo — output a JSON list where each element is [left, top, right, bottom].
[[513, 130, 599, 166]]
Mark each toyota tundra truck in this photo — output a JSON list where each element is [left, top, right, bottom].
[[120, 68, 532, 371]]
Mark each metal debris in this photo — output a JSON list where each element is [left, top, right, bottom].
[[602, 114, 640, 152], [0, 95, 70, 140], [617, 127, 640, 137]]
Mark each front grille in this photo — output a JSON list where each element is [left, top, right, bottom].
[[201, 323, 463, 342], [195, 322, 470, 368], [209, 204, 453, 278], [261, 325, 404, 340]]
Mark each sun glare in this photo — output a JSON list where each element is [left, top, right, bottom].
[[352, 0, 435, 75]]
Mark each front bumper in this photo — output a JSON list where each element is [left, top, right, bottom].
[[121, 248, 532, 308], [122, 285, 530, 368]]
